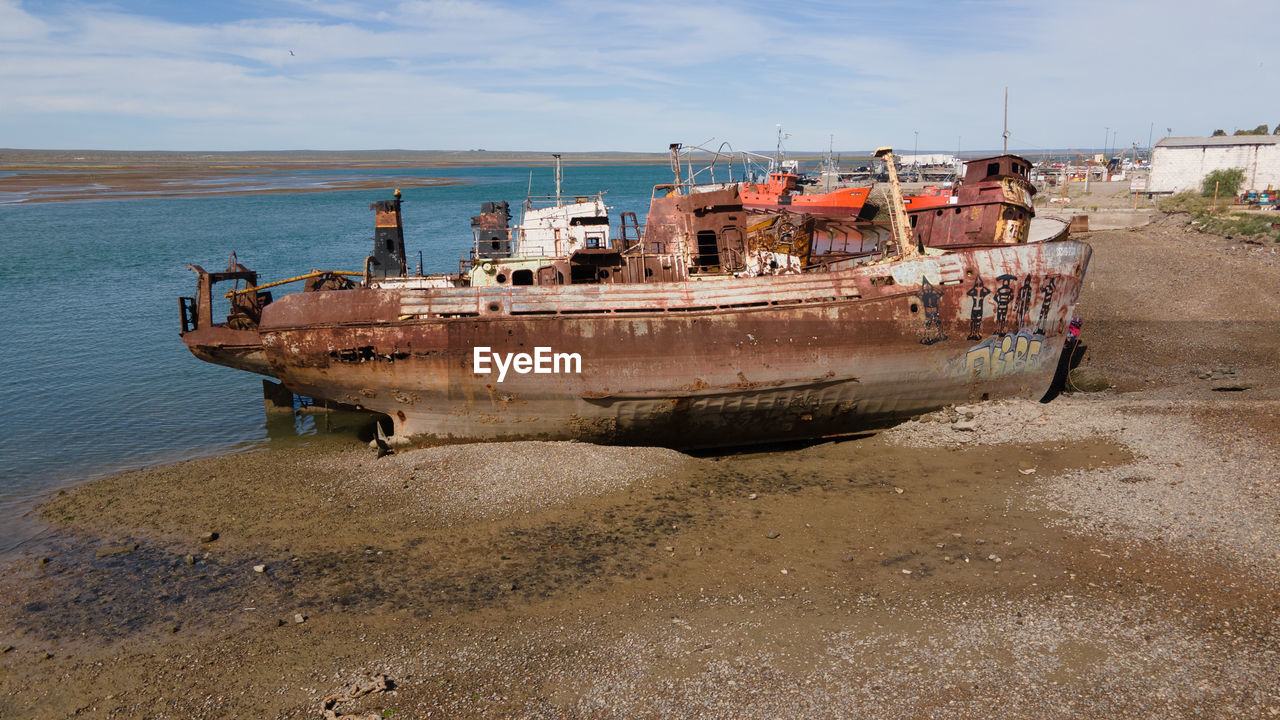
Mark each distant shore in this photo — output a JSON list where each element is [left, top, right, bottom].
[[0, 150, 672, 204], [0, 148, 677, 167]]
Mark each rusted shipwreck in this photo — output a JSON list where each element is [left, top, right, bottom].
[[180, 148, 1089, 449]]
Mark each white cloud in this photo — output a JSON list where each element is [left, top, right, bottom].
[[0, 0, 1276, 151], [0, 0, 47, 41]]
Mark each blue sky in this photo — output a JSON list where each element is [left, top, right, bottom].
[[1, 0, 1276, 152]]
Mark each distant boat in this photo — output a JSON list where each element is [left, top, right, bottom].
[[740, 170, 872, 216]]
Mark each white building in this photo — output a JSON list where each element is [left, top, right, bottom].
[[1148, 136, 1280, 194], [897, 153, 959, 167]]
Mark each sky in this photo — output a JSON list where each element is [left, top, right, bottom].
[[0, 0, 1277, 153]]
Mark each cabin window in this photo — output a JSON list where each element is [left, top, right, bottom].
[[570, 264, 598, 284], [986, 162, 1000, 177], [512, 269, 533, 286], [496, 273, 507, 284], [695, 230, 719, 268]]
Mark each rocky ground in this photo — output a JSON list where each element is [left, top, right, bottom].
[[1, 213, 1278, 719]]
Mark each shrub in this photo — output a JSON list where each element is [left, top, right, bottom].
[[1201, 168, 1245, 197], [1234, 124, 1270, 136], [1196, 212, 1280, 242], [1160, 191, 1214, 213]]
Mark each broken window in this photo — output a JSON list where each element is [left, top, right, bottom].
[[695, 230, 719, 268]]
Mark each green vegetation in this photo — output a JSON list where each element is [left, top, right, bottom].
[[1195, 212, 1280, 242], [1160, 191, 1280, 243], [1201, 168, 1245, 197], [1210, 125, 1271, 136], [1159, 192, 1215, 214]]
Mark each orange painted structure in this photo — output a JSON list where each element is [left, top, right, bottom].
[[740, 171, 872, 217]]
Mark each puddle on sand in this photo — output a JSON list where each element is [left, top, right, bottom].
[[0, 434, 1133, 654]]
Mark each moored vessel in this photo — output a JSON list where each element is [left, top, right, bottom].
[[180, 146, 1089, 449]]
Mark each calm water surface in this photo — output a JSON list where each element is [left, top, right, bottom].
[[0, 163, 671, 553]]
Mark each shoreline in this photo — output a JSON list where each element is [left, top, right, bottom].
[[0, 166, 465, 204], [0, 152, 670, 204], [3, 217, 1279, 718]]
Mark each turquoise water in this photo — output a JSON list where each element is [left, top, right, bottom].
[[0, 163, 671, 553]]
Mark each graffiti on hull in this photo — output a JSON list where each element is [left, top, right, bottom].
[[956, 330, 1048, 382], [1037, 276, 1057, 333], [992, 274, 1016, 334], [917, 277, 947, 346], [966, 276, 992, 340]]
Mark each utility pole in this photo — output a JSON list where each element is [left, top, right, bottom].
[[1060, 151, 1069, 207], [1103, 126, 1109, 159]]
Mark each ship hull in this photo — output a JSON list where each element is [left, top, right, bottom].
[[251, 239, 1089, 448]]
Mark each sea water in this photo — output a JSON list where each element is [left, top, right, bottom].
[[0, 163, 673, 553]]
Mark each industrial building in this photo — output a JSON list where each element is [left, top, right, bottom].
[[1148, 135, 1280, 194]]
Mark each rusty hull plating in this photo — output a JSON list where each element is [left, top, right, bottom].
[[180, 151, 1091, 449]]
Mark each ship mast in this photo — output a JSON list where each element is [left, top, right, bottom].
[[553, 153, 563, 206], [774, 124, 791, 172], [668, 143, 683, 193], [874, 146, 919, 259], [1002, 86, 1010, 154]]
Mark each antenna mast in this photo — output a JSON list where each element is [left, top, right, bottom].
[[668, 143, 682, 193], [1002, 87, 1010, 154], [552, 153, 563, 205]]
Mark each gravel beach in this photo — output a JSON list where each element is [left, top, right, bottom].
[[2, 205, 1278, 719]]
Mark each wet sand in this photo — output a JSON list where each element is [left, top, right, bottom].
[[2, 213, 1279, 718], [0, 164, 461, 203], [0, 150, 669, 203]]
